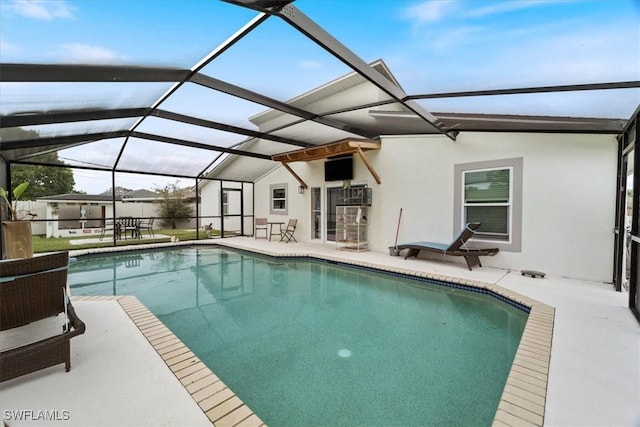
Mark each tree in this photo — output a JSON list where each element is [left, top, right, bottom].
[[11, 155, 75, 199], [156, 182, 194, 229], [101, 187, 133, 198], [1, 128, 76, 199]]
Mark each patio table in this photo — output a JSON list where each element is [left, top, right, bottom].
[[118, 217, 142, 240], [267, 221, 284, 241]]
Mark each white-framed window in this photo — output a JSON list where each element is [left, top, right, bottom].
[[463, 167, 512, 241], [270, 184, 288, 215], [222, 191, 228, 215], [454, 158, 522, 252]]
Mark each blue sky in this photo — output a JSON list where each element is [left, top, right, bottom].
[[1, 0, 639, 192], [2, 0, 638, 93]]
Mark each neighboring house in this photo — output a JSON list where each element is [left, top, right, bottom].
[[36, 189, 165, 237], [121, 189, 162, 203], [204, 60, 626, 282], [34, 193, 117, 238]]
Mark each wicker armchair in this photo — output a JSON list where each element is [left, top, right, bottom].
[[0, 252, 86, 382]]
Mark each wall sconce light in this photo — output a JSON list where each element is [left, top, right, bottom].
[[298, 186, 305, 194]]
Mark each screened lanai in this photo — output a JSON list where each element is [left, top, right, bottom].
[[1, 0, 640, 315], [3, 0, 638, 179]]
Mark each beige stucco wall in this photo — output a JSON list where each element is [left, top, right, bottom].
[[254, 132, 618, 282]]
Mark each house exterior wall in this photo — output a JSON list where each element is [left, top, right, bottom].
[[200, 181, 221, 230], [255, 132, 618, 282], [199, 180, 255, 234], [256, 165, 311, 240]]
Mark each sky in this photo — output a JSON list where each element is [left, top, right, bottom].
[[1, 0, 639, 193]]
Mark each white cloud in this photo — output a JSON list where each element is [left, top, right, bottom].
[[299, 60, 323, 70], [487, 19, 640, 86], [59, 43, 125, 63], [428, 25, 486, 51], [402, 0, 562, 25], [403, 0, 458, 24], [8, 0, 75, 20], [0, 40, 17, 52], [464, 0, 555, 18], [385, 3, 639, 119]]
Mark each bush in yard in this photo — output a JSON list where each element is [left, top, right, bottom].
[[157, 182, 194, 229]]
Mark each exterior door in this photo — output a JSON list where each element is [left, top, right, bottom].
[[628, 146, 639, 320], [614, 108, 639, 322], [221, 188, 243, 237]]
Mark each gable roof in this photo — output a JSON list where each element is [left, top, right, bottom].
[[205, 59, 626, 182], [249, 59, 403, 125], [122, 189, 161, 201], [37, 188, 161, 202], [37, 194, 119, 203]]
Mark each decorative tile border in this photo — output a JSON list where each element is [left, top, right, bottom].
[[70, 295, 266, 427], [71, 240, 555, 426]]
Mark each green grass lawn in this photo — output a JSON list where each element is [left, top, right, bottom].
[[32, 228, 222, 253]]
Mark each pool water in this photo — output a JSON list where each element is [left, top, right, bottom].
[[69, 247, 527, 426]]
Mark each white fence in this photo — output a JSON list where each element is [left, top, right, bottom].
[[14, 201, 198, 237], [13, 201, 47, 235]]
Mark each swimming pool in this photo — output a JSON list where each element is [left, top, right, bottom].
[[69, 246, 528, 426]]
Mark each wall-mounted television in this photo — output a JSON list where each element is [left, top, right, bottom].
[[324, 155, 353, 181]]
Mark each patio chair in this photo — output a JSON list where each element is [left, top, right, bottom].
[[279, 219, 298, 243], [99, 220, 120, 241], [0, 251, 86, 382], [396, 222, 499, 270], [120, 217, 141, 240], [255, 218, 268, 239], [139, 217, 155, 237]]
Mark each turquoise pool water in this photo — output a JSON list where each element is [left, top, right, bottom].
[[69, 247, 527, 426]]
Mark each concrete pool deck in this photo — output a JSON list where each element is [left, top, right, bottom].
[[1, 238, 638, 426]]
